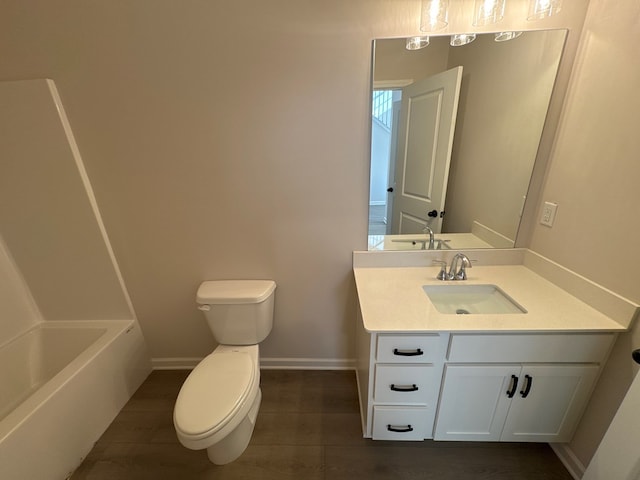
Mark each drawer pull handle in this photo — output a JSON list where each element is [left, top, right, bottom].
[[393, 348, 424, 357], [506, 374, 519, 398], [387, 424, 414, 433], [520, 374, 533, 398], [390, 384, 419, 392]]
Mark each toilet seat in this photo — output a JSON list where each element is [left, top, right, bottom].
[[173, 347, 259, 449]]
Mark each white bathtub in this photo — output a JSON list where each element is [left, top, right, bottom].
[[0, 320, 151, 480]]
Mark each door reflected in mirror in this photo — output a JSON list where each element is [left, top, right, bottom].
[[368, 30, 567, 251]]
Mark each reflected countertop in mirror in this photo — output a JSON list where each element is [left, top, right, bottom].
[[368, 29, 567, 251], [368, 231, 494, 251]]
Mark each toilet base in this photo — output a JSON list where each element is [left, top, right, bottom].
[[206, 388, 262, 465]]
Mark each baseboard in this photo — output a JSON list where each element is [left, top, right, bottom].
[[550, 443, 586, 480], [152, 356, 356, 371], [260, 357, 356, 370]]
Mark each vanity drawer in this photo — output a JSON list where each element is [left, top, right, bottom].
[[376, 334, 444, 363], [374, 365, 435, 404], [372, 406, 431, 441], [448, 333, 615, 363]]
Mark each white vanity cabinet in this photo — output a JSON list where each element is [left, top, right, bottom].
[[355, 315, 449, 441], [354, 262, 631, 444], [433, 333, 615, 442], [356, 317, 616, 443]]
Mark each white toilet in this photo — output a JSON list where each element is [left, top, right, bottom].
[[173, 280, 276, 465]]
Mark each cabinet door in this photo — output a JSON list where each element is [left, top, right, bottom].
[[501, 364, 599, 442], [434, 364, 518, 441]]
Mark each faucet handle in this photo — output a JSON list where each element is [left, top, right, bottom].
[[454, 269, 468, 281], [432, 260, 448, 281]]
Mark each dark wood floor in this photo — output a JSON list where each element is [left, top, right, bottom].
[[71, 370, 573, 479]]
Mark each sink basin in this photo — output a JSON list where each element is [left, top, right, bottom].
[[422, 284, 527, 315]]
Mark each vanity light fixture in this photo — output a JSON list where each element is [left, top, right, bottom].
[[420, 0, 449, 33], [494, 31, 523, 42], [473, 0, 505, 26], [450, 34, 477, 47], [527, 0, 562, 20], [406, 36, 430, 50]]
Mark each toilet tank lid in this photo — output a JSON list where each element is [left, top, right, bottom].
[[197, 280, 276, 305]]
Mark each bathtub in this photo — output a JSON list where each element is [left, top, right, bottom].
[[0, 319, 151, 480]]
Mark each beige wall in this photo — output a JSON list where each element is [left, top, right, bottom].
[[526, 0, 640, 467], [0, 80, 134, 322], [0, 235, 40, 343]]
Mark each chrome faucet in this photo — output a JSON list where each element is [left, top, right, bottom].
[[422, 225, 435, 250], [447, 253, 472, 280]]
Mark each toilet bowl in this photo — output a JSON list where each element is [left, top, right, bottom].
[[173, 280, 275, 465], [174, 345, 261, 464]]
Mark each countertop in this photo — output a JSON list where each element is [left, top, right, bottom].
[[368, 233, 493, 251], [354, 265, 627, 333]]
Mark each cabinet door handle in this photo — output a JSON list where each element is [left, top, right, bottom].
[[520, 374, 533, 398], [393, 348, 424, 357], [506, 374, 519, 398], [390, 384, 419, 392], [387, 424, 414, 433]]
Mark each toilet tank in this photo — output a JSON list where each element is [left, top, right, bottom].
[[196, 280, 276, 345]]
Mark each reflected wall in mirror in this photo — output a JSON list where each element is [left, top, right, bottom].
[[368, 30, 567, 251]]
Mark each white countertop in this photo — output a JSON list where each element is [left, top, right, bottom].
[[354, 265, 627, 333], [368, 233, 493, 251]]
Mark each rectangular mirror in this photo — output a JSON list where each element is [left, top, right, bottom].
[[368, 30, 567, 251]]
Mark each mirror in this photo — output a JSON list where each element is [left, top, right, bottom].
[[368, 29, 567, 251]]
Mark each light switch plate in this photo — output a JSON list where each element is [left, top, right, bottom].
[[540, 201, 558, 227]]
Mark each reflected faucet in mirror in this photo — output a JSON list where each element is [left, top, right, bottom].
[[368, 30, 567, 251], [385, 223, 452, 250], [423, 225, 435, 250]]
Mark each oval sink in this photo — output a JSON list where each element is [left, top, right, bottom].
[[422, 284, 527, 315]]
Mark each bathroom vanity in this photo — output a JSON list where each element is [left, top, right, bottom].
[[354, 251, 635, 444]]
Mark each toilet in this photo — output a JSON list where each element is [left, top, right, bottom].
[[173, 280, 276, 465]]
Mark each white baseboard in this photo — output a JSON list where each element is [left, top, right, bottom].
[[550, 443, 586, 480], [260, 357, 355, 370], [152, 356, 356, 371]]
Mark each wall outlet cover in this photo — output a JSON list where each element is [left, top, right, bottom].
[[540, 202, 558, 227]]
